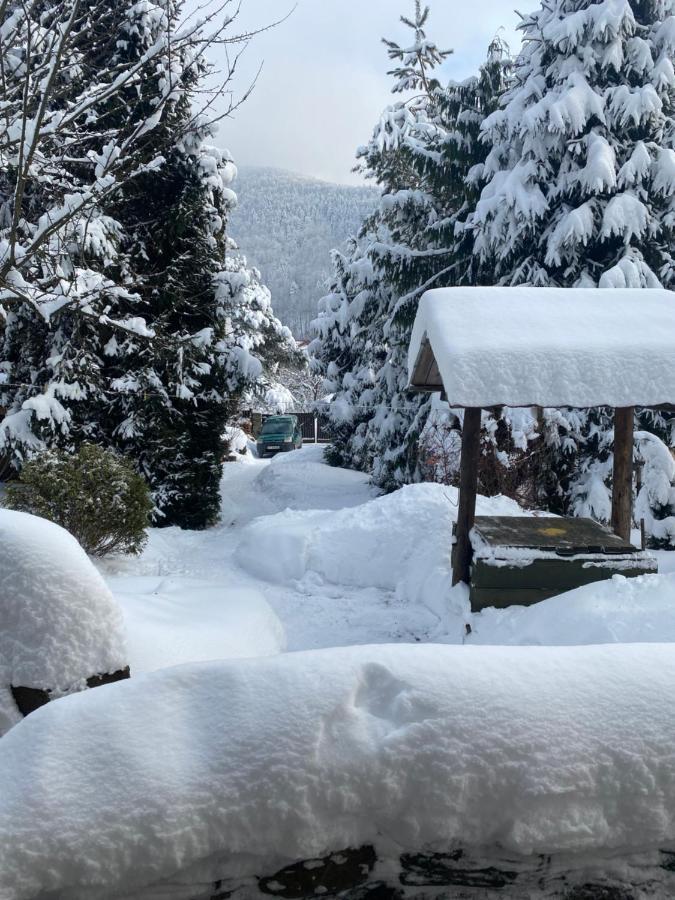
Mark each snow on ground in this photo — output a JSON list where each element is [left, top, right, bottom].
[[6, 444, 675, 899], [3, 643, 675, 900], [0, 509, 127, 736], [97, 444, 675, 659], [236, 482, 523, 643], [99, 446, 453, 653], [469, 573, 675, 645], [110, 578, 285, 674]]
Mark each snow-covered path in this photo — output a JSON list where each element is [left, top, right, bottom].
[[98, 446, 445, 664], [98, 444, 675, 675]]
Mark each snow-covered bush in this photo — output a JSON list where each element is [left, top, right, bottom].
[[3, 444, 152, 556], [0, 508, 128, 735], [635, 430, 675, 548]]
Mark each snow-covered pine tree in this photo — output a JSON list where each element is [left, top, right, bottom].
[[1, 0, 292, 528], [215, 245, 301, 416], [0, 0, 159, 466], [314, 10, 511, 491], [312, 233, 393, 472], [313, 2, 451, 485], [473, 0, 675, 528]]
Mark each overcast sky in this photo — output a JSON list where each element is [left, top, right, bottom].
[[203, 0, 540, 185]]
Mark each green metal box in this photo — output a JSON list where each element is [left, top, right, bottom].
[[469, 516, 658, 612]]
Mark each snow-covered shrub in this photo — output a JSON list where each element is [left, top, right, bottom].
[[3, 444, 152, 556], [635, 431, 675, 549], [0, 508, 128, 735]]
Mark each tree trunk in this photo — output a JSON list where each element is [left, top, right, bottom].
[[453, 407, 482, 586], [611, 406, 634, 542]]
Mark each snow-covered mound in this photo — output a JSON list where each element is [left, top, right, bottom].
[[2, 643, 675, 900], [223, 426, 253, 459], [236, 483, 523, 632], [0, 509, 127, 735], [253, 443, 375, 511], [469, 572, 675, 646], [113, 577, 286, 673]]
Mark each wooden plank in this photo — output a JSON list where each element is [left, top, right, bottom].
[[452, 407, 482, 586], [473, 515, 636, 554], [470, 586, 561, 611], [611, 406, 635, 541], [410, 339, 444, 391]]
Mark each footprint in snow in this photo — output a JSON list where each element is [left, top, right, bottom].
[[315, 663, 439, 767]]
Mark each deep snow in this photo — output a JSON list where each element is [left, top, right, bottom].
[[99, 445, 452, 654], [5, 445, 675, 900], [409, 287, 675, 407], [97, 444, 675, 662], [3, 644, 675, 900], [0, 509, 127, 736]]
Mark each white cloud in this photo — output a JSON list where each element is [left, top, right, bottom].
[[191, 0, 540, 184]]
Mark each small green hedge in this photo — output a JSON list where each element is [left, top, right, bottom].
[[3, 444, 153, 556]]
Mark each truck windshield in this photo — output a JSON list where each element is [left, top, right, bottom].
[[261, 419, 293, 435]]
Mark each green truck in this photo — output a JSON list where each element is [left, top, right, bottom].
[[256, 415, 303, 457]]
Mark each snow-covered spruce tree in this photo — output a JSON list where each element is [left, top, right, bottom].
[[1, 0, 287, 528], [0, 0, 161, 466], [215, 245, 301, 416], [82, 0, 238, 527], [312, 234, 393, 472], [314, 13, 512, 491], [0, 0, 204, 465], [313, 2, 451, 485], [473, 0, 675, 525]]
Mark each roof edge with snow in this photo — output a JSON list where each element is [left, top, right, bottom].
[[408, 287, 675, 408]]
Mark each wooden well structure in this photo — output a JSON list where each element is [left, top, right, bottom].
[[408, 287, 675, 588]]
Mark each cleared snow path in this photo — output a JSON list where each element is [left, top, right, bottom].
[[99, 446, 450, 656], [99, 444, 675, 664]]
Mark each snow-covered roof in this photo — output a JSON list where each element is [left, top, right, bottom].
[[408, 287, 675, 407]]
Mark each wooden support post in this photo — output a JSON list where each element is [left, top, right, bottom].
[[452, 407, 482, 586], [611, 406, 635, 542]]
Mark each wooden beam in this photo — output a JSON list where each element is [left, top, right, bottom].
[[611, 406, 635, 542], [453, 407, 482, 586]]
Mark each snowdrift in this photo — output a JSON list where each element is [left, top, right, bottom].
[[252, 443, 375, 511], [0, 509, 127, 735], [470, 572, 675, 645], [2, 643, 675, 899], [236, 482, 523, 631]]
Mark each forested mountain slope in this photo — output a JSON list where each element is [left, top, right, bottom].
[[229, 167, 378, 337]]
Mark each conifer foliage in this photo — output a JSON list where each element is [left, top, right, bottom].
[[315, 0, 675, 546], [473, 0, 675, 525], [474, 0, 675, 289], [313, 4, 510, 490], [0, 0, 296, 528]]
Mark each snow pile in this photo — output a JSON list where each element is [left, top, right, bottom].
[[0, 510, 127, 735], [236, 482, 522, 630], [252, 444, 375, 512], [408, 287, 675, 407], [469, 573, 675, 646], [223, 426, 252, 458], [2, 643, 675, 899], [112, 577, 285, 674]]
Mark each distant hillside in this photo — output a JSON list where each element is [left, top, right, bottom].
[[229, 166, 379, 338]]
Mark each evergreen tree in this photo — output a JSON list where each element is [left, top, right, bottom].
[[473, 0, 675, 528], [1, 0, 295, 528], [215, 245, 301, 414], [314, 7, 510, 490]]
